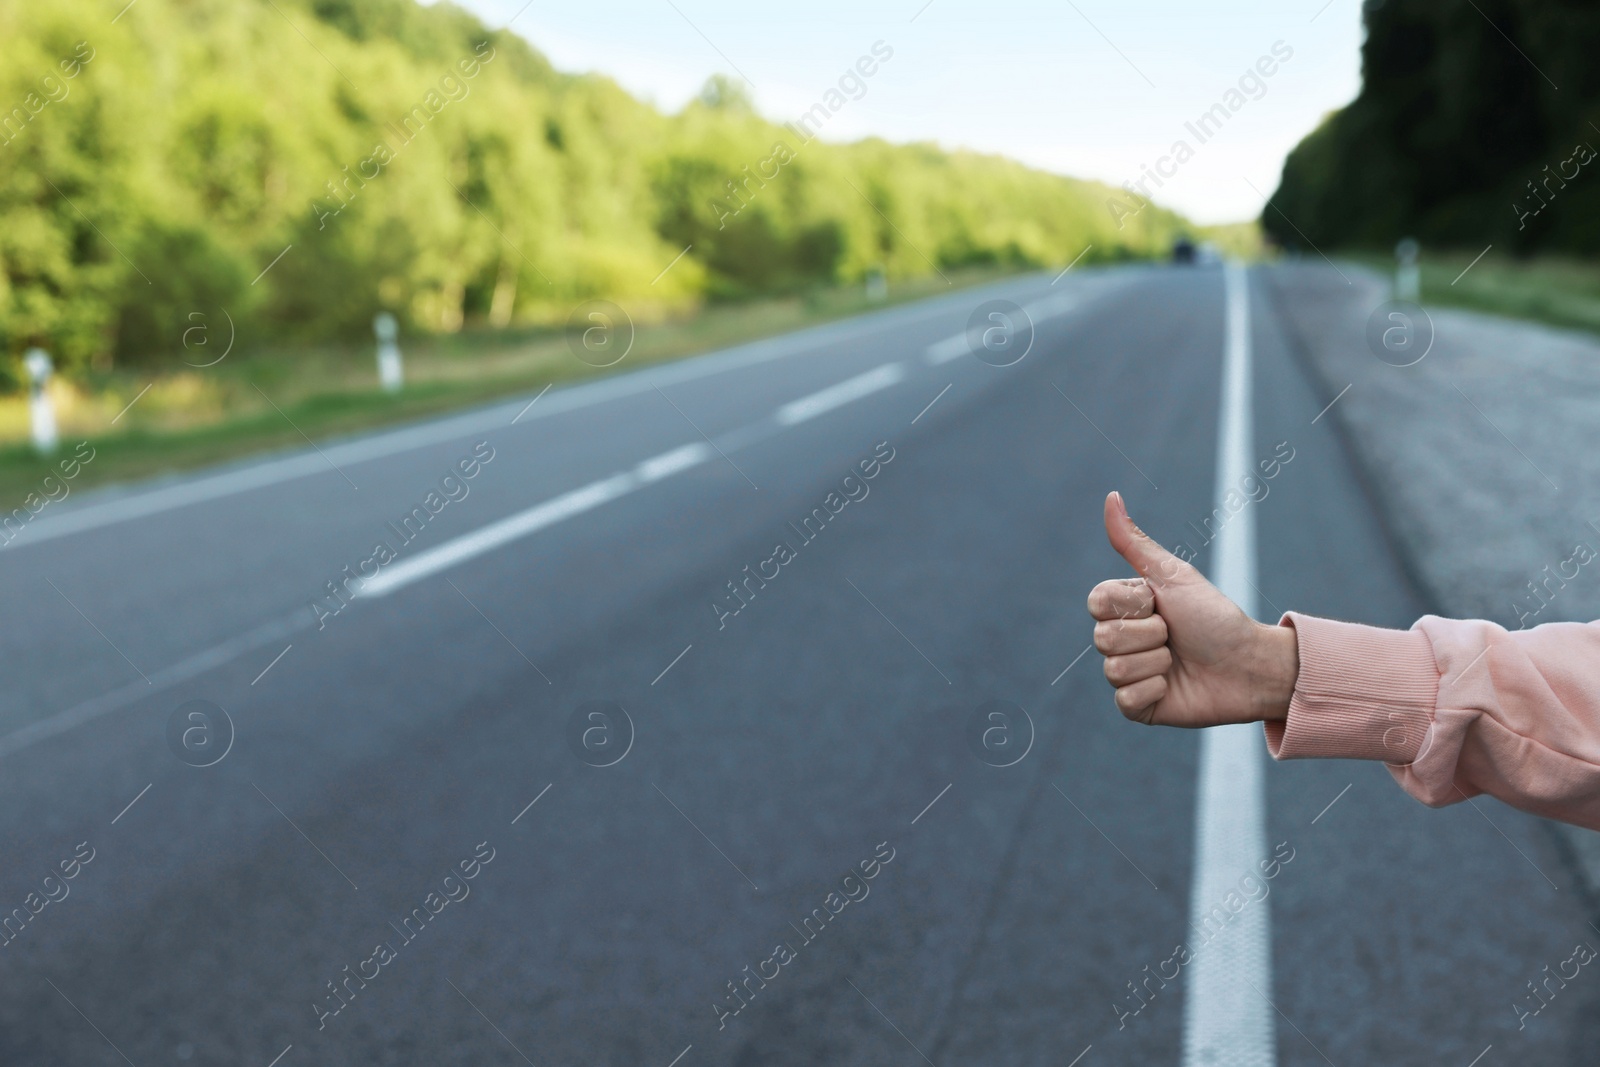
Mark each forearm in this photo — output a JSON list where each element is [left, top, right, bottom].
[[1263, 612, 1600, 831]]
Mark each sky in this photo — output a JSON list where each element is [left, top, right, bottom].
[[440, 0, 1366, 225]]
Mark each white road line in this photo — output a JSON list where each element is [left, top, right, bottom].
[[363, 360, 912, 598], [0, 609, 307, 761], [775, 363, 905, 425], [923, 335, 969, 365], [1181, 262, 1275, 1067], [360, 470, 642, 598], [12, 291, 995, 552]]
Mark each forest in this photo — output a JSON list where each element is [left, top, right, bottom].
[[1266, 0, 1600, 254], [0, 0, 1189, 382]]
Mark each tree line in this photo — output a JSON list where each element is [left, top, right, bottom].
[[0, 0, 1188, 381], [1267, 0, 1600, 255]]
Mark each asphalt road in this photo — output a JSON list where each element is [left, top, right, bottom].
[[1, 264, 1594, 1066]]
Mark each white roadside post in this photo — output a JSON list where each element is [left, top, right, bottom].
[[865, 265, 888, 301], [24, 348, 58, 454], [374, 312, 403, 393], [1395, 237, 1421, 301]]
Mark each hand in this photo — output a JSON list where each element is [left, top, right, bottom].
[[1085, 491, 1298, 727]]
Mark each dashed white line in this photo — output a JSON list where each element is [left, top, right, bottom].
[[775, 363, 905, 425]]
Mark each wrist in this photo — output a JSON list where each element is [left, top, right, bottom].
[[1251, 622, 1299, 722]]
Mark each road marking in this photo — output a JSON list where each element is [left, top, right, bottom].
[[911, 782, 952, 825], [11, 288, 996, 552], [1181, 261, 1275, 1067], [358, 470, 647, 598], [362, 361, 916, 598], [0, 609, 306, 762], [775, 363, 905, 425], [510, 383, 552, 424], [923, 335, 969, 364], [111, 782, 152, 825], [511, 783, 553, 825]]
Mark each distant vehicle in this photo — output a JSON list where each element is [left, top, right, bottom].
[[1171, 237, 1197, 264]]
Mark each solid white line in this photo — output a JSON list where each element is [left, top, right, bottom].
[[1181, 262, 1275, 1067], [510, 383, 551, 424], [911, 782, 952, 825], [775, 363, 905, 425], [511, 783, 552, 824], [0, 609, 306, 761], [111, 782, 152, 825]]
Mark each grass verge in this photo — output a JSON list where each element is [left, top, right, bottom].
[[0, 266, 1026, 504], [1350, 250, 1600, 337]]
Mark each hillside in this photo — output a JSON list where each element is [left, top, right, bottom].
[[0, 0, 1189, 377], [1266, 0, 1600, 254]]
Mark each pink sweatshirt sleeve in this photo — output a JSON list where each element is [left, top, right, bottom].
[[1263, 611, 1600, 830]]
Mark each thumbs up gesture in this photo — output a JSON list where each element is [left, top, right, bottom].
[[1086, 492, 1298, 727]]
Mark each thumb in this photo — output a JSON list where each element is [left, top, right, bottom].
[[1103, 491, 1183, 581]]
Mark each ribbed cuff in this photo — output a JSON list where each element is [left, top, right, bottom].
[[1263, 612, 1439, 764]]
